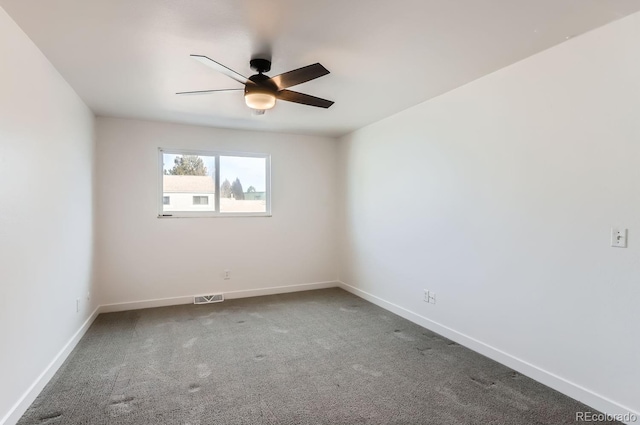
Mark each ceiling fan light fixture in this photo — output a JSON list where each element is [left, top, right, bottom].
[[245, 92, 276, 110]]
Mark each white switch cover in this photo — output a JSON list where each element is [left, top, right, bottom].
[[611, 227, 627, 248]]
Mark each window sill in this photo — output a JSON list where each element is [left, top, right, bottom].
[[158, 214, 272, 218]]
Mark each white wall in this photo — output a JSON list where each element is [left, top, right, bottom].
[[0, 7, 96, 425], [338, 12, 640, 418], [95, 117, 338, 305]]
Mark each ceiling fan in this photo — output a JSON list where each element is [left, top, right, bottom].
[[177, 55, 334, 114]]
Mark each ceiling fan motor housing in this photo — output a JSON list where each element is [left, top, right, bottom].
[[245, 74, 277, 96]]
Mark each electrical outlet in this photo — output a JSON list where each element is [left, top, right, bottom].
[[76, 298, 80, 313], [428, 292, 436, 304], [87, 291, 91, 301], [224, 270, 231, 280], [423, 290, 436, 304]]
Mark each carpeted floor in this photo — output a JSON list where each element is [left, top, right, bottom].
[[18, 288, 620, 424]]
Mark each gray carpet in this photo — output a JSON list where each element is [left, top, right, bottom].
[[18, 288, 620, 424]]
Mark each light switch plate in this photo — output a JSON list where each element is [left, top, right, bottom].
[[611, 227, 627, 248]]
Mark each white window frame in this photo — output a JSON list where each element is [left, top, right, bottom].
[[158, 147, 272, 218]]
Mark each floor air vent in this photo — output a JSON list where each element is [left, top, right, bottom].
[[194, 294, 224, 304]]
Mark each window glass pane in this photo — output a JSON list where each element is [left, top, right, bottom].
[[162, 153, 216, 212], [192, 196, 209, 205], [220, 156, 267, 213]]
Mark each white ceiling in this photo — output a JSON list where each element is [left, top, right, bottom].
[[2, 0, 640, 137]]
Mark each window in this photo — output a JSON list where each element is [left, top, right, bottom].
[[192, 196, 209, 205], [159, 148, 271, 217]]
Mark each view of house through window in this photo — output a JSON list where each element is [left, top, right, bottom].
[[162, 153, 216, 213], [160, 149, 270, 216]]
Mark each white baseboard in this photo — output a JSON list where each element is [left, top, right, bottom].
[[337, 281, 639, 425], [223, 280, 338, 299], [99, 295, 194, 313], [0, 307, 100, 425], [99, 280, 339, 313]]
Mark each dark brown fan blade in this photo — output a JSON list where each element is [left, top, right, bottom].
[[270, 63, 329, 90], [190, 55, 250, 85], [176, 88, 243, 95], [277, 90, 334, 108]]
